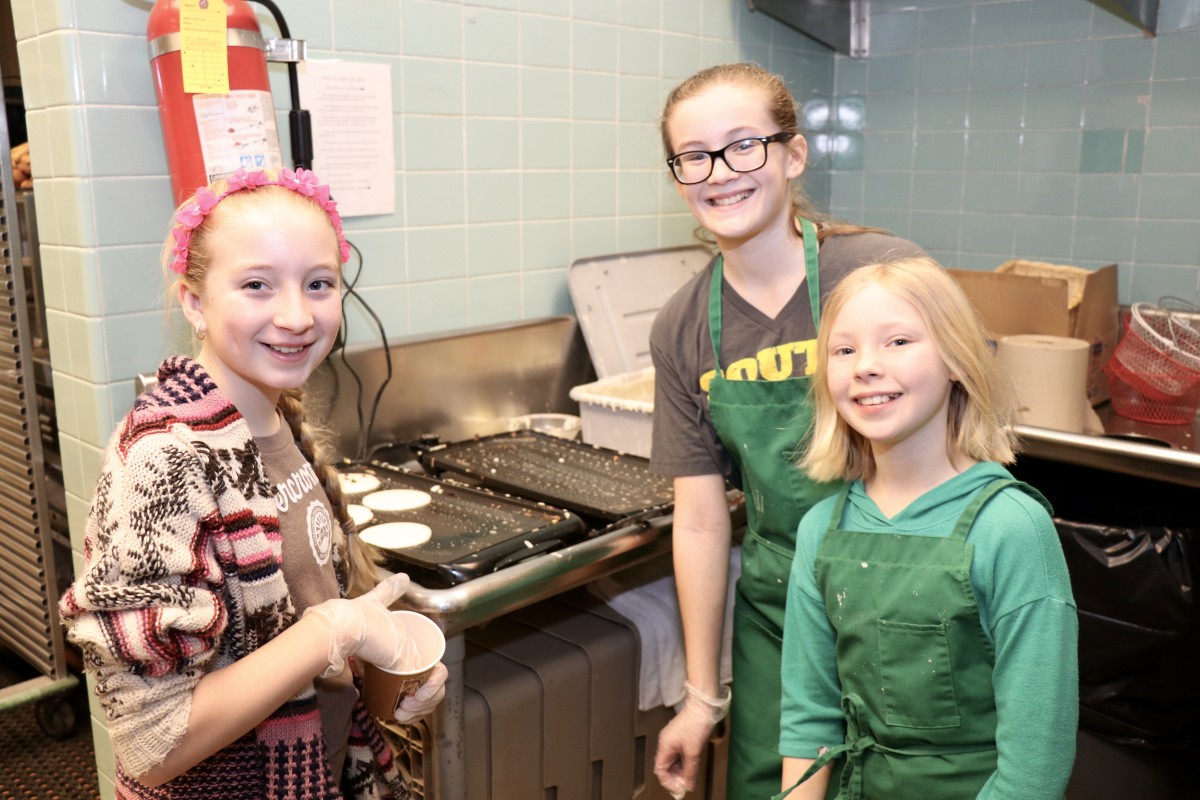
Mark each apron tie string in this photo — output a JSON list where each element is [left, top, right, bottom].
[[773, 694, 998, 800], [773, 695, 874, 800]]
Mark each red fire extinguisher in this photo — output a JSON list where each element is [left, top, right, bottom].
[[148, 0, 283, 205]]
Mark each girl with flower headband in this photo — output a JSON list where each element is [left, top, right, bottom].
[[61, 167, 447, 799]]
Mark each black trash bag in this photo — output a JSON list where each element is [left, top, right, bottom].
[[1055, 520, 1198, 750]]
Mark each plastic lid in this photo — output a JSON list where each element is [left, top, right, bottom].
[[568, 366, 655, 413], [568, 245, 710, 379]]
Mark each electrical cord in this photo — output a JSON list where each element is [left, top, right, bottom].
[[336, 240, 394, 461]]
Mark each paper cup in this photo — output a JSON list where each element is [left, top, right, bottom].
[[362, 610, 446, 719]]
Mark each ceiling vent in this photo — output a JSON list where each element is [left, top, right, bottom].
[[750, 2, 1159, 58], [747, 0, 870, 59], [1090, 0, 1159, 34]]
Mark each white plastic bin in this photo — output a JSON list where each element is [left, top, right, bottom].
[[568, 367, 655, 458]]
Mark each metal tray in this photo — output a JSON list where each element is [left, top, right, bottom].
[[419, 430, 675, 524], [336, 461, 587, 588]]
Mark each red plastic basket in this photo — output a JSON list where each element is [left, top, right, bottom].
[[1104, 315, 1200, 425]]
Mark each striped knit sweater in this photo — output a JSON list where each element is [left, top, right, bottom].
[[60, 357, 408, 800]]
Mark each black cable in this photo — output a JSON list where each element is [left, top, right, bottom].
[[248, 0, 311, 168], [335, 242, 368, 456], [247, 0, 294, 104], [248, 0, 288, 37], [337, 240, 393, 460], [333, 253, 366, 456]]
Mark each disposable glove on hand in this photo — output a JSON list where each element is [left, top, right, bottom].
[[304, 573, 411, 678], [393, 660, 449, 724], [653, 682, 732, 799]]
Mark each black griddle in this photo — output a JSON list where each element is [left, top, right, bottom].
[[337, 462, 586, 588], [418, 430, 675, 525]]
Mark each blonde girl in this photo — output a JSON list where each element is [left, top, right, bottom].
[[778, 257, 1078, 799], [61, 168, 446, 799]]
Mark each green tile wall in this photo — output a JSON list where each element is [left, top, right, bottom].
[[12, 3, 839, 797], [831, 0, 1200, 304], [29, 3, 1200, 795]]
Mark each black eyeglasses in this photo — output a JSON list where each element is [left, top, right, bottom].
[[666, 132, 796, 185]]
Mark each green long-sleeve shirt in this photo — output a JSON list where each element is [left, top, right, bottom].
[[780, 462, 1079, 799]]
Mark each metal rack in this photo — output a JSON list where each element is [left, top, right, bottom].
[[0, 59, 77, 736]]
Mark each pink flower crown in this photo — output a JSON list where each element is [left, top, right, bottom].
[[169, 167, 351, 275]]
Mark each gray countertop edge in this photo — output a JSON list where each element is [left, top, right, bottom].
[[395, 515, 674, 634], [1016, 423, 1200, 488]]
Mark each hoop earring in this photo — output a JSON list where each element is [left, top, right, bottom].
[[195, 324, 207, 341]]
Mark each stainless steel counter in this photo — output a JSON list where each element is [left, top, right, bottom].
[[394, 515, 675, 800], [391, 492, 742, 800], [398, 512, 674, 635], [391, 489, 744, 799], [392, 413, 1200, 633], [1017, 403, 1200, 489]]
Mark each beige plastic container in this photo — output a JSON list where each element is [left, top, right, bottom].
[[568, 367, 655, 458]]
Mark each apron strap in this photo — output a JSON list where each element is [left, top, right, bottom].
[[826, 483, 854, 532], [950, 480, 1014, 541], [800, 217, 821, 327], [707, 254, 726, 368], [707, 217, 822, 371], [949, 478, 1053, 541]]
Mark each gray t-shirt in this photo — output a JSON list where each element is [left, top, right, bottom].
[[648, 232, 926, 487], [257, 422, 357, 781]]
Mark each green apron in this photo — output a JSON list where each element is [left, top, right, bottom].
[[707, 218, 840, 799], [778, 479, 1049, 800]]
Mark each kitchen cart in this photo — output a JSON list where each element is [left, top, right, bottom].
[[0, 59, 77, 740]]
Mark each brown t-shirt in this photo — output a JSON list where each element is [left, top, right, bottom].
[[257, 422, 357, 780]]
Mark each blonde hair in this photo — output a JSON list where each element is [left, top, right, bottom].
[[660, 62, 885, 244], [162, 172, 374, 597], [800, 257, 1018, 482]]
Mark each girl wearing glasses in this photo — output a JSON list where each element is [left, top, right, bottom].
[[649, 63, 926, 800]]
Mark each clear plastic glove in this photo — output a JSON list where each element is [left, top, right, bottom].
[[653, 682, 732, 799], [394, 660, 449, 724], [304, 573, 411, 678]]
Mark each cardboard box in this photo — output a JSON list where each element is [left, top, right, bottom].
[[949, 261, 1119, 405]]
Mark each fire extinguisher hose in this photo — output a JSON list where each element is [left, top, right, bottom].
[[249, 0, 313, 170]]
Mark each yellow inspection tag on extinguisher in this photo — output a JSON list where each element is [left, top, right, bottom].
[[180, 0, 230, 94]]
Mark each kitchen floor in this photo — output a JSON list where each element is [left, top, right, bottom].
[[0, 645, 98, 800]]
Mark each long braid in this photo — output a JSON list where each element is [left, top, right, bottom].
[[278, 388, 377, 598]]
